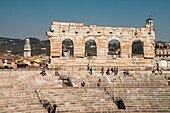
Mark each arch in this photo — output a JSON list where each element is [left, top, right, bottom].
[[132, 40, 144, 55], [62, 38, 74, 57], [85, 39, 97, 56], [108, 39, 121, 56], [84, 36, 99, 46]]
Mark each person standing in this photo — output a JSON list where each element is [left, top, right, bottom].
[[106, 68, 110, 75], [101, 66, 104, 75], [115, 67, 118, 75], [87, 64, 90, 71], [111, 67, 114, 74], [89, 67, 92, 75]]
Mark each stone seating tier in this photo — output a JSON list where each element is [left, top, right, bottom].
[[0, 71, 47, 113], [0, 70, 169, 113], [114, 87, 170, 112], [49, 57, 153, 71]]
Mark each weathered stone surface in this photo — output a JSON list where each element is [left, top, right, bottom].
[[0, 70, 169, 113], [47, 18, 155, 69]]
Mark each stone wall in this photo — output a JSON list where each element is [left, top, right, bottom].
[[47, 18, 155, 69]]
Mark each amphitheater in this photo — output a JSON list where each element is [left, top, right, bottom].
[[0, 69, 170, 113], [0, 18, 170, 113]]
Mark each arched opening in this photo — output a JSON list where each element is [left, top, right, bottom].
[[62, 39, 74, 57], [132, 40, 144, 55], [108, 39, 121, 57], [85, 39, 97, 57]]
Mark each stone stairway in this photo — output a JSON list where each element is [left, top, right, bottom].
[[0, 71, 47, 113], [119, 73, 169, 87], [106, 74, 170, 112], [112, 87, 170, 112], [40, 88, 85, 112], [39, 87, 117, 113], [58, 69, 170, 112], [0, 70, 170, 113], [77, 88, 117, 112]]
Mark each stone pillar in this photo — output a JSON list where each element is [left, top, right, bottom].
[[49, 36, 61, 57], [74, 36, 84, 57]]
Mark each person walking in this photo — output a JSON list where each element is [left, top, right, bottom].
[[89, 67, 92, 75], [101, 66, 104, 75]]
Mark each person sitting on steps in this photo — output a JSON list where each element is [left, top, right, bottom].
[[81, 79, 85, 87], [97, 78, 101, 87]]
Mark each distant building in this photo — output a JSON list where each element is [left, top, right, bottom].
[[155, 41, 170, 60], [155, 41, 170, 69], [24, 38, 31, 58], [0, 53, 18, 69]]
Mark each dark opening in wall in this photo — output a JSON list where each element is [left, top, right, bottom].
[[87, 31, 90, 34], [109, 32, 113, 34], [115, 99, 126, 109], [166, 77, 170, 86], [62, 39, 74, 57], [108, 39, 121, 56], [85, 39, 97, 56], [132, 40, 144, 55], [168, 81, 170, 86], [75, 31, 78, 34], [98, 31, 101, 34], [62, 30, 65, 33]]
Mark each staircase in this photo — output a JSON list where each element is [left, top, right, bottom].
[[0, 69, 170, 113], [0, 71, 47, 113], [106, 74, 170, 112]]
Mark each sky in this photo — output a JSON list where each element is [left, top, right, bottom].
[[0, 0, 170, 41]]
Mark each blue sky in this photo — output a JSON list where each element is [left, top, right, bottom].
[[0, 0, 170, 41]]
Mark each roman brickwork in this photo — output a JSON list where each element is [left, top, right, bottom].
[[47, 18, 155, 69]]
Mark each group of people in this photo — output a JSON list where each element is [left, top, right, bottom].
[[87, 64, 120, 76], [101, 66, 119, 75]]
